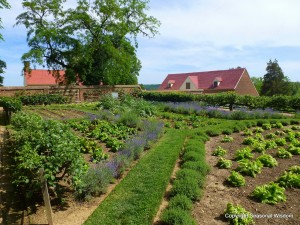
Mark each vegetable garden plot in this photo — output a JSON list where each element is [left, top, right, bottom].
[[193, 125, 300, 225]]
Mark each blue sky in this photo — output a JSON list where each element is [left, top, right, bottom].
[[1, 0, 300, 86]]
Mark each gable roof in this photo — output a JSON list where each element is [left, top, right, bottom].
[[24, 70, 66, 86], [159, 68, 246, 90]]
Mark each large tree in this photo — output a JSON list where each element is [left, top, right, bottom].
[[0, 0, 10, 86], [16, 0, 160, 85], [261, 59, 293, 96]]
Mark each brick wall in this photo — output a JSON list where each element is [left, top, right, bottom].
[[235, 70, 259, 96], [0, 85, 141, 102]]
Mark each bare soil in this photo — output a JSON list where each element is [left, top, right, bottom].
[[193, 128, 300, 225]]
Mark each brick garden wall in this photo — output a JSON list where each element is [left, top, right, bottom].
[[0, 85, 141, 102]]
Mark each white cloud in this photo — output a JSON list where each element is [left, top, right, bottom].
[[150, 0, 300, 48]]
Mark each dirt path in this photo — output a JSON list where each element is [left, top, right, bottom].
[[193, 130, 300, 225]]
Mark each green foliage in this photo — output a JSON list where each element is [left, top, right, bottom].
[[216, 157, 232, 169], [170, 177, 201, 201], [265, 140, 278, 149], [0, 96, 22, 112], [256, 154, 278, 167], [161, 208, 197, 225], [274, 137, 287, 146], [242, 137, 256, 145], [251, 182, 286, 204], [227, 171, 246, 187], [221, 135, 234, 143], [182, 151, 202, 162], [261, 59, 293, 96], [262, 123, 272, 130], [276, 171, 300, 188], [242, 128, 253, 136], [224, 203, 254, 225], [9, 112, 87, 198], [75, 163, 113, 201], [168, 194, 193, 211], [206, 129, 221, 137], [17, 0, 160, 85], [277, 148, 293, 159], [252, 142, 266, 153], [181, 161, 210, 176], [287, 145, 300, 155], [265, 133, 276, 139], [236, 159, 263, 177], [234, 147, 253, 161], [175, 169, 205, 187], [117, 111, 141, 128], [212, 146, 227, 156], [20, 94, 67, 105]]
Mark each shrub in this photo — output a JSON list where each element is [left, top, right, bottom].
[[160, 208, 197, 225], [234, 147, 253, 161], [236, 159, 263, 177], [182, 161, 210, 175], [168, 195, 193, 211], [212, 146, 227, 156], [170, 177, 201, 201], [224, 203, 254, 225], [176, 169, 205, 187], [117, 111, 141, 128], [206, 129, 221, 137], [182, 151, 202, 162], [257, 154, 278, 167], [227, 171, 246, 187], [251, 182, 286, 204], [75, 163, 113, 200], [222, 129, 233, 135], [216, 158, 232, 169]]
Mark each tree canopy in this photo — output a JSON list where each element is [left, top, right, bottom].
[[17, 0, 160, 85], [261, 59, 293, 96], [0, 0, 10, 86]]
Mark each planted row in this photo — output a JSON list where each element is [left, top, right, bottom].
[[161, 134, 210, 225]]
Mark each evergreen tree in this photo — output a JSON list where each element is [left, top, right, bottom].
[[261, 59, 292, 96]]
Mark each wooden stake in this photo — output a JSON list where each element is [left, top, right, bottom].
[[39, 168, 54, 225]]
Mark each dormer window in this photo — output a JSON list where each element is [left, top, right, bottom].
[[213, 80, 220, 87], [168, 80, 175, 88], [213, 77, 222, 88]]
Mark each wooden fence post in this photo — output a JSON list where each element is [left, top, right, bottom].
[[39, 168, 54, 225]]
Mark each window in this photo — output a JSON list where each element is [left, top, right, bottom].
[[186, 82, 191, 89]]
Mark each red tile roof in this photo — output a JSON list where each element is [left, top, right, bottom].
[[24, 70, 66, 86], [159, 68, 245, 90]]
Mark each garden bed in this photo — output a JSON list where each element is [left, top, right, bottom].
[[193, 126, 300, 225]]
